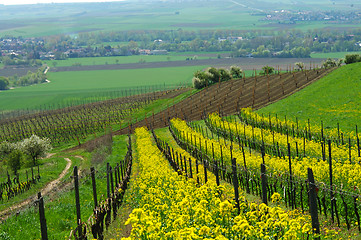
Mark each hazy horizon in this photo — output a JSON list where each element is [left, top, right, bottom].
[[0, 0, 124, 5]]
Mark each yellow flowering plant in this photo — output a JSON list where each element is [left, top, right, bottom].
[[122, 127, 333, 239]]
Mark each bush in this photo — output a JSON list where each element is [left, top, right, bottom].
[[323, 58, 338, 68], [192, 67, 232, 89], [218, 69, 231, 82], [0, 141, 17, 159], [230, 66, 243, 79], [207, 67, 221, 84], [0, 77, 9, 90], [260, 65, 275, 75], [192, 77, 206, 89], [344, 54, 361, 64], [8, 149, 22, 175], [294, 62, 304, 71]]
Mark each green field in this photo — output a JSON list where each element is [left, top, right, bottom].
[[0, 66, 205, 112], [0, 1, 265, 37], [44, 55, 213, 67], [258, 62, 361, 132], [1, 1, 359, 37], [311, 52, 361, 59]]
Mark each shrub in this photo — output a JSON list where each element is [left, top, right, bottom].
[[8, 149, 22, 175], [230, 66, 243, 79], [192, 67, 233, 89], [294, 62, 304, 71], [192, 77, 206, 89], [322, 58, 338, 68], [260, 65, 274, 75], [344, 54, 361, 64]]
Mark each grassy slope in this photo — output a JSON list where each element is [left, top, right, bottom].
[[0, 135, 129, 239], [0, 66, 205, 111], [258, 62, 361, 132]]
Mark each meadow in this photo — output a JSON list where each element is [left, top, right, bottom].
[[0, 65, 205, 112], [311, 51, 361, 59], [258, 62, 361, 133], [44, 55, 214, 68]]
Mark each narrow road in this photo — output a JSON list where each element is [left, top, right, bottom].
[[0, 157, 72, 221]]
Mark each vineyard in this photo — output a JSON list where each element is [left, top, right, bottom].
[[3, 63, 361, 239], [125, 127, 325, 239], [114, 110, 359, 238], [0, 88, 187, 146], [118, 67, 334, 134]]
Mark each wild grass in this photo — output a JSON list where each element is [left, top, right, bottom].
[[258, 62, 361, 133]]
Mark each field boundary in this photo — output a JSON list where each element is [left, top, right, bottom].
[[50, 58, 326, 72]]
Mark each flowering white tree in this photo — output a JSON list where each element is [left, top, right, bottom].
[[19, 135, 52, 166], [295, 62, 304, 71]]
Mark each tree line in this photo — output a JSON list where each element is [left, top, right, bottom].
[[2, 27, 361, 66], [0, 67, 47, 90]]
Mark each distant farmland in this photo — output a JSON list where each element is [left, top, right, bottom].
[[0, 65, 205, 112], [50, 57, 326, 73]]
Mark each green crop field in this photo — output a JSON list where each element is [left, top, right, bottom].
[[258, 62, 361, 132], [311, 52, 361, 59], [0, 1, 266, 37], [44, 55, 213, 67], [1, 0, 359, 37], [0, 65, 206, 112]]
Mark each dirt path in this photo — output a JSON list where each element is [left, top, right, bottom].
[[0, 157, 72, 221], [40, 158, 71, 196]]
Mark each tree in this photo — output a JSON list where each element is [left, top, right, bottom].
[[207, 67, 221, 84], [230, 66, 243, 79], [322, 58, 337, 68], [19, 135, 52, 166], [261, 65, 274, 75], [0, 141, 17, 159], [218, 68, 231, 82], [295, 62, 305, 71], [0, 77, 9, 90], [8, 149, 22, 176], [192, 77, 206, 89]]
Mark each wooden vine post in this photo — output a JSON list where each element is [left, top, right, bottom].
[[38, 192, 48, 240], [261, 164, 268, 205], [90, 167, 98, 208], [73, 166, 83, 238], [308, 168, 320, 240], [231, 158, 240, 214]]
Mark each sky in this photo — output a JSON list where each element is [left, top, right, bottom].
[[0, 0, 123, 5]]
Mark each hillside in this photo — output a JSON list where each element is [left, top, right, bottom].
[[118, 67, 334, 134], [258, 62, 361, 132]]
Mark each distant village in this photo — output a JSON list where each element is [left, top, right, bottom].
[[2, 8, 361, 67], [0, 37, 170, 64], [260, 9, 361, 24]]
